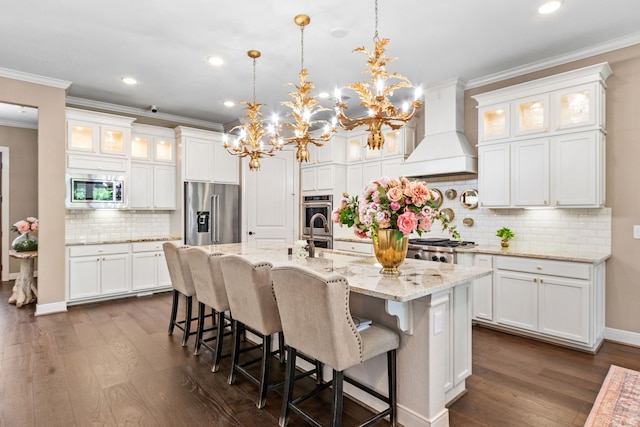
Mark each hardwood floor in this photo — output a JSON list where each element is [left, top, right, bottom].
[[2, 280, 640, 426]]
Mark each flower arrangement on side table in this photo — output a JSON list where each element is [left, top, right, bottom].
[[332, 177, 459, 274], [11, 217, 39, 252]]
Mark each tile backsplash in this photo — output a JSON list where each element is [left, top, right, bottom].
[[414, 174, 611, 254], [65, 210, 173, 244]]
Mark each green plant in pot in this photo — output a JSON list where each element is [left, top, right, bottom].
[[496, 227, 515, 248]]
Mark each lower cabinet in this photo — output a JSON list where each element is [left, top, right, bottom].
[[333, 240, 373, 255], [67, 240, 177, 303], [68, 244, 130, 300], [471, 253, 605, 352], [131, 241, 172, 291]]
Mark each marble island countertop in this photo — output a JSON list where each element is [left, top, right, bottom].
[[204, 243, 492, 302], [456, 244, 611, 263], [66, 236, 182, 246]]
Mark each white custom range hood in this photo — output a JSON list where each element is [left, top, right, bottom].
[[403, 78, 477, 178]]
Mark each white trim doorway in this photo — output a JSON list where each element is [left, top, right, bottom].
[[1, 146, 9, 281]]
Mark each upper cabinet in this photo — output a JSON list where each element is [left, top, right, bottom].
[[176, 126, 239, 184], [346, 124, 416, 163], [66, 108, 135, 157], [473, 63, 612, 209], [131, 124, 175, 163]]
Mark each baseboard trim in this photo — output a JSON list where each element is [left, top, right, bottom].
[[605, 327, 640, 347], [35, 301, 68, 316]]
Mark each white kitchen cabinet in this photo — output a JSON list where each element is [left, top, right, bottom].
[[129, 163, 176, 210], [475, 254, 605, 351], [177, 127, 239, 184], [472, 255, 493, 321], [477, 143, 510, 207], [381, 158, 403, 179], [301, 165, 346, 194], [553, 131, 604, 207], [66, 153, 128, 172], [131, 124, 176, 163], [333, 240, 373, 255], [512, 138, 550, 207], [68, 244, 131, 301], [131, 241, 173, 291], [495, 270, 539, 331], [473, 63, 611, 209], [300, 134, 347, 166], [66, 108, 134, 157]]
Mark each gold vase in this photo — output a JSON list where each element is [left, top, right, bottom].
[[373, 229, 408, 275]]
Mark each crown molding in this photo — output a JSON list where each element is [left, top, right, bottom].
[[0, 118, 38, 129], [467, 32, 640, 89], [0, 67, 71, 89], [65, 96, 224, 131]]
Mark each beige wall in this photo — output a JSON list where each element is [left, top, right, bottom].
[[0, 125, 39, 274], [465, 43, 640, 334], [0, 76, 67, 310]]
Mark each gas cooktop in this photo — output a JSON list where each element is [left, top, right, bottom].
[[408, 238, 476, 249]]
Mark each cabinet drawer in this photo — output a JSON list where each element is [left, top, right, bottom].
[[334, 240, 373, 255], [495, 256, 590, 280], [69, 243, 130, 257], [132, 240, 179, 252], [67, 154, 128, 172]]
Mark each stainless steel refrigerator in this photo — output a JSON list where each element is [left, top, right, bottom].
[[184, 182, 240, 246]]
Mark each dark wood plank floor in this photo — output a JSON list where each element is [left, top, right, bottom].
[[2, 280, 640, 426]]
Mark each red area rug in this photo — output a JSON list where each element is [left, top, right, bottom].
[[585, 365, 640, 426]]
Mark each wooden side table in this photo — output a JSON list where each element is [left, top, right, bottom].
[[8, 250, 38, 308]]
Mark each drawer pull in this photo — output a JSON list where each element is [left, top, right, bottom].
[[533, 278, 538, 283], [536, 266, 542, 270]]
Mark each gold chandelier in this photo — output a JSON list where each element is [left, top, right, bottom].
[[280, 14, 337, 163], [223, 50, 282, 171], [334, 0, 423, 150]]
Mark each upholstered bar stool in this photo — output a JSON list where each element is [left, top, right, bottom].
[[272, 265, 400, 427], [163, 242, 199, 347], [185, 246, 233, 372], [219, 254, 286, 409]]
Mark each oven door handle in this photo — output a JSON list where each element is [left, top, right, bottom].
[[301, 235, 332, 242]]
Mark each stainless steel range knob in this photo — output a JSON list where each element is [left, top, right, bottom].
[[439, 256, 447, 263], [432, 256, 438, 262], [414, 253, 422, 259]]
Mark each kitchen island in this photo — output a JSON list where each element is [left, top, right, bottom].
[[205, 242, 492, 427]]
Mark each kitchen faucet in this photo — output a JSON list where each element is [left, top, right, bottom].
[[308, 213, 329, 258]]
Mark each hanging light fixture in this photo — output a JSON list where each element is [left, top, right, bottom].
[[334, 0, 423, 150], [280, 14, 337, 163], [223, 50, 282, 171]]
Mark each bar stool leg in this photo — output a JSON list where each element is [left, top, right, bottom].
[[228, 320, 241, 385], [168, 290, 179, 335], [278, 332, 286, 364], [388, 349, 398, 426], [182, 295, 193, 347], [279, 346, 297, 427], [212, 310, 226, 373], [194, 301, 206, 355], [257, 334, 272, 409], [330, 370, 345, 427]]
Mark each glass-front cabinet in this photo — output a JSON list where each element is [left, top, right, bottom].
[[66, 108, 134, 156], [478, 104, 510, 142], [514, 94, 549, 136], [553, 83, 599, 131], [131, 132, 175, 163]]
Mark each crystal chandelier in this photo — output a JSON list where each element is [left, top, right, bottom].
[[224, 50, 282, 171], [334, 0, 423, 151], [280, 14, 337, 163]]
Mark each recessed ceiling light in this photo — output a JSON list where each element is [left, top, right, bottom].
[[223, 100, 235, 107], [538, 1, 563, 14], [208, 56, 224, 66], [121, 76, 137, 85], [318, 92, 330, 99], [331, 28, 348, 38]]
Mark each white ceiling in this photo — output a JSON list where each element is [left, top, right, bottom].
[[1, 0, 640, 129]]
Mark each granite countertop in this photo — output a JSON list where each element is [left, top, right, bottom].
[[456, 245, 611, 264], [66, 236, 182, 246], [204, 242, 492, 302]]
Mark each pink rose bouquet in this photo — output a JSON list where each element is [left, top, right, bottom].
[[332, 177, 459, 241], [11, 217, 39, 235]]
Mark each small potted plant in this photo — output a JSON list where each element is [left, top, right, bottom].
[[496, 227, 515, 248]]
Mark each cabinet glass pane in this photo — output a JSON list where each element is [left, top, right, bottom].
[[518, 100, 545, 132], [348, 138, 362, 161], [483, 109, 507, 138], [155, 139, 173, 161], [559, 90, 590, 126], [384, 130, 401, 155], [102, 129, 125, 154], [70, 125, 93, 150], [131, 136, 149, 159]]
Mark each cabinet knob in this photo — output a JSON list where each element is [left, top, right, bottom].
[[533, 278, 538, 283], [540, 279, 544, 284], [536, 266, 542, 270], [544, 200, 548, 205]]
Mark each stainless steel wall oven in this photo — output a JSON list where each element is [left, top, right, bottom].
[[301, 195, 333, 249]]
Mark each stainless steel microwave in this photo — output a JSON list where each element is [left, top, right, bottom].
[[66, 173, 127, 209]]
